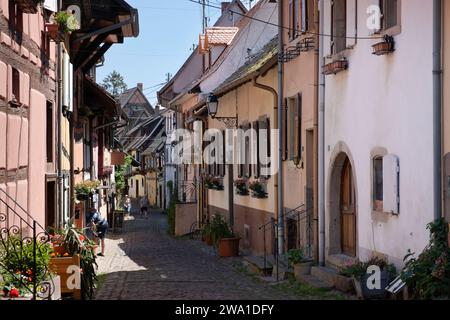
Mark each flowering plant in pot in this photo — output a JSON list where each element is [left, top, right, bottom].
[[49, 222, 98, 300], [249, 180, 267, 198], [74, 180, 100, 201], [340, 257, 397, 299], [234, 179, 249, 196], [209, 215, 240, 257], [287, 248, 313, 281], [204, 175, 224, 190], [200, 222, 213, 246], [0, 235, 53, 300], [54, 11, 80, 33]]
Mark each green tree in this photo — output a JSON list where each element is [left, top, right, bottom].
[[101, 71, 128, 97]]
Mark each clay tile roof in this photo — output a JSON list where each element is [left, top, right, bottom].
[[206, 27, 239, 45]]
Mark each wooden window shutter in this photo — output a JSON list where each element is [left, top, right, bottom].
[[253, 120, 260, 179], [259, 116, 271, 178], [245, 123, 252, 178], [296, 93, 302, 160], [289, 0, 293, 40], [220, 131, 226, 177], [238, 125, 243, 178], [383, 154, 400, 214], [282, 98, 288, 161]]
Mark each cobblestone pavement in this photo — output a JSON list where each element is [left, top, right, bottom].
[[94, 210, 296, 300]]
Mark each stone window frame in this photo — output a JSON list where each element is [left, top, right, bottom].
[[378, 0, 402, 37], [370, 147, 391, 221]]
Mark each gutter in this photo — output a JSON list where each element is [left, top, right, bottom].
[[252, 77, 280, 252], [433, 0, 443, 221], [277, 0, 285, 255], [318, 0, 326, 266]]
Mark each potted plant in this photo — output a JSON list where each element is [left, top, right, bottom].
[[0, 235, 54, 300], [204, 175, 224, 190], [49, 222, 98, 300], [249, 180, 267, 198], [372, 35, 395, 56], [234, 179, 249, 196], [74, 180, 100, 201], [54, 11, 80, 34], [201, 222, 213, 246], [209, 215, 240, 257], [341, 257, 397, 299], [288, 248, 313, 281]]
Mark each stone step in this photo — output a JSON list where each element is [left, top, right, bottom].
[[298, 274, 334, 290], [243, 256, 273, 276], [311, 266, 338, 287], [327, 254, 358, 270]]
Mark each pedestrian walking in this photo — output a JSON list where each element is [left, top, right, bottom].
[[123, 195, 131, 216], [86, 207, 109, 257], [140, 196, 149, 219]]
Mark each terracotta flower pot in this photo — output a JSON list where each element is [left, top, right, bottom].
[[335, 275, 355, 294], [203, 234, 213, 246], [293, 261, 313, 281], [218, 237, 240, 257]]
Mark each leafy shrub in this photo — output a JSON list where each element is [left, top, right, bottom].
[[287, 249, 308, 266], [209, 215, 234, 247], [401, 219, 450, 299]]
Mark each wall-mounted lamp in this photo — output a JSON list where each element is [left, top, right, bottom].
[[206, 93, 237, 128]]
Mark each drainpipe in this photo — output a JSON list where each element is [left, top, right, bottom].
[[318, 0, 326, 266], [277, 0, 285, 255], [253, 78, 279, 246], [433, 0, 443, 221], [57, 0, 63, 228]]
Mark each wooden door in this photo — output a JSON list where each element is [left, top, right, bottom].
[[340, 159, 356, 257]]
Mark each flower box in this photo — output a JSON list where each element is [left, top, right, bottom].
[[46, 23, 63, 42], [323, 59, 348, 75], [335, 274, 355, 294], [49, 254, 82, 300], [372, 35, 395, 56]]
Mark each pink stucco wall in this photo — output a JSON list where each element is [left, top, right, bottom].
[[0, 112, 6, 169], [28, 89, 47, 228]]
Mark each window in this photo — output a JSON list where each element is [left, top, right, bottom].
[[12, 67, 20, 103], [380, 0, 399, 31], [46, 101, 53, 163], [237, 124, 252, 178], [8, 1, 23, 34], [331, 0, 347, 54], [301, 0, 314, 33], [373, 157, 383, 211], [130, 179, 133, 188], [289, 0, 300, 41], [287, 94, 302, 162], [41, 31, 51, 60], [373, 154, 400, 214], [142, 178, 144, 187]]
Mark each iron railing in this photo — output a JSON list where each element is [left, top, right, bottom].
[[0, 188, 54, 300], [177, 180, 197, 204], [258, 203, 314, 281]]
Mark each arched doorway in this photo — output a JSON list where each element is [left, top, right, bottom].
[[340, 159, 356, 256], [328, 151, 357, 258]]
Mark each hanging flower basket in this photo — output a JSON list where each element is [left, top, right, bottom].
[[372, 35, 395, 56], [234, 179, 249, 196], [249, 180, 268, 199], [323, 59, 348, 75]]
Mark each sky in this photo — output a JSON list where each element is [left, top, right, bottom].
[[96, 0, 253, 106]]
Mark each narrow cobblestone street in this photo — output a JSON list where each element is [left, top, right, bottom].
[[94, 210, 296, 300]]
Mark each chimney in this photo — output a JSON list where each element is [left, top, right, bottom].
[[137, 83, 143, 91], [221, 2, 230, 14]]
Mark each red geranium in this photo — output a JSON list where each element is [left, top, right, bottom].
[[9, 288, 19, 298]]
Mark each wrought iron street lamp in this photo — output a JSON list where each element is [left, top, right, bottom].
[[206, 93, 237, 128]]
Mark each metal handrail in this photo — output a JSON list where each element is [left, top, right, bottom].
[[257, 203, 314, 282], [0, 188, 52, 300], [0, 188, 46, 232]]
